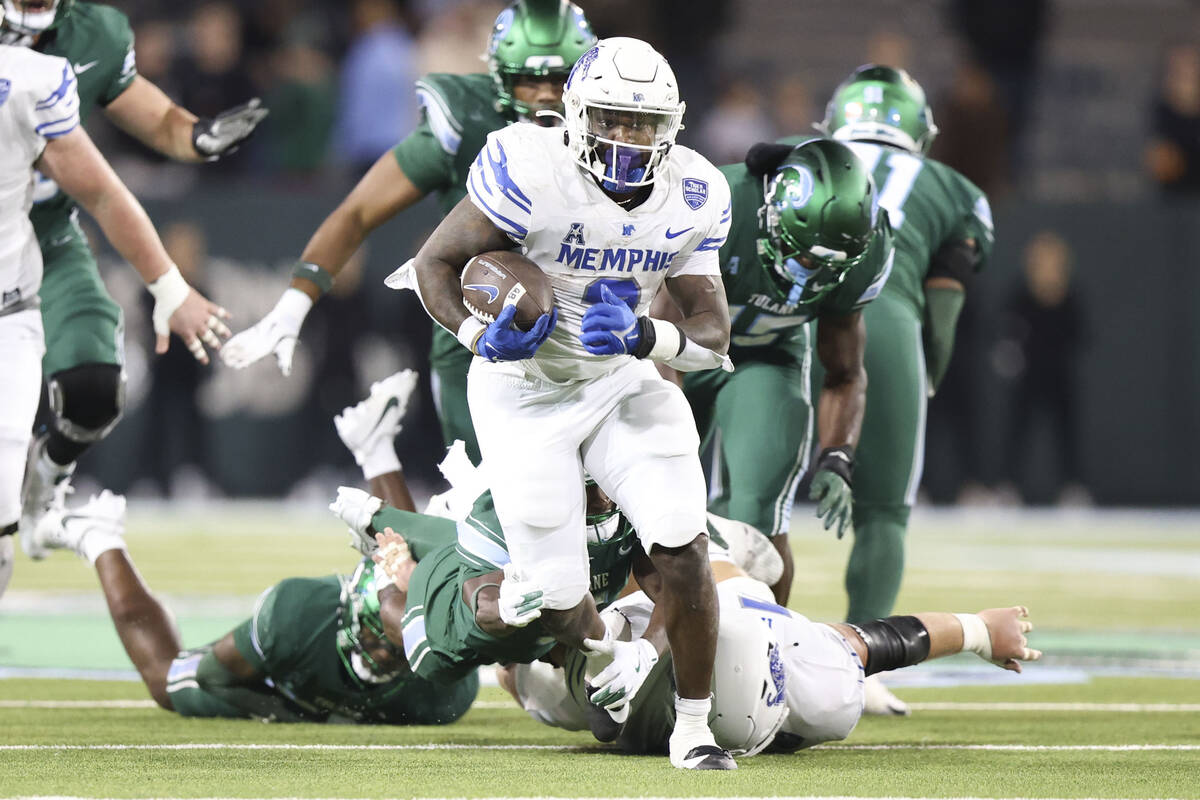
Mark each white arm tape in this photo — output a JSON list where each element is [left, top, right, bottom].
[[457, 316, 486, 354], [664, 336, 735, 373], [954, 613, 993, 661], [645, 317, 682, 361], [146, 264, 191, 336]]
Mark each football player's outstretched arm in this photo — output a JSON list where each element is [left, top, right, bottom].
[[36, 126, 230, 363], [922, 237, 979, 396], [105, 76, 267, 163]]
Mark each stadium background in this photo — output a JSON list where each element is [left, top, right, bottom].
[[58, 0, 1198, 508]]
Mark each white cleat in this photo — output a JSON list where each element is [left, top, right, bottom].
[[863, 673, 910, 716], [20, 435, 76, 561], [29, 490, 127, 562], [333, 369, 419, 457]]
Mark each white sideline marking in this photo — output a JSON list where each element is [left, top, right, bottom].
[[1, 743, 1197, 752], [5, 796, 1197, 800], [6, 699, 1200, 712]]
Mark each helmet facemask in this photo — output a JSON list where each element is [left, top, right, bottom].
[[584, 478, 621, 545], [1, 0, 69, 44], [337, 560, 405, 686]]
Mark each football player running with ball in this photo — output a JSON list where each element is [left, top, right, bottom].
[[685, 137, 894, 606], [223, 0, 596, 468], [813, 66, 994, 715], [7, 0, 262, 544], [412, 38, 737, 769]]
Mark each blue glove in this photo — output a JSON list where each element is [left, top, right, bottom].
[[475, 305, 556, 361], [580, 285, 642, 355]]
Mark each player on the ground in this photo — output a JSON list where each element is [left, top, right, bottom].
[[10, 0, 264, 541], [498, 564, 1041, 757], [412, 36, 738, 770], [684, 137, 894, 606], [813, 65, 994, 714], [222, 0, 595, 467], [24, 488, 478, 723], [0, 45, 233, 598]]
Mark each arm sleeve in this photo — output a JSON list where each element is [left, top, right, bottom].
[[466, 129, 535, 243], [30, 60, 80, 142], [98, 9, 138, 106], [668, 172, 731, 278], [369, 506, 457, 561]]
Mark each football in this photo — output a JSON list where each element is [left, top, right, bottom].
[[460, 250, 555, 331]]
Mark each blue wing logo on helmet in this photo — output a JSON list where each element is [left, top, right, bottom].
[[567, 45, 600, 88], [0, 79, 10, 109], [766, 642, 787, 707], [682, 178, 709, 210]]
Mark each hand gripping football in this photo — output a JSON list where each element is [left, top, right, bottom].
[[460, 251, 555, 331]]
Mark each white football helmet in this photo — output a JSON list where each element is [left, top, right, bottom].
[[710, 604, 789, 757], [562, 37, 685, 192]]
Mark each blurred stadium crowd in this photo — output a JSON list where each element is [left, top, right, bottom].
[[67, 0, 1200, 507]]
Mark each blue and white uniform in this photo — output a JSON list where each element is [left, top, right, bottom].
[[464, 122, 731, 607], [0, 45, 79, 586]]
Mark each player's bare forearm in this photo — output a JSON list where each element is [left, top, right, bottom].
[[815, 311, 866, 449], [105, 76, 205, 163], [665, 274, 731, 353], [413, 197, 514, 333], [367, 473, 416, 513], [37, 128, 174, 285], [292, 155, 426, 301]]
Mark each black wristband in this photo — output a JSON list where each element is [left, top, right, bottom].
[[631, 316, 656, 359], [814, 445, 855, 487]]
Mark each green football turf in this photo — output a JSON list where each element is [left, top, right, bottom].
[[2, 505, 1198, 797]]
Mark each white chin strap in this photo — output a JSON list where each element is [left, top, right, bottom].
[[3, 1, 56, 35]]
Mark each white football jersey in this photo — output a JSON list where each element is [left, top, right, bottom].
[[0, 45, 78, 311], [466, 123, 731, 383]]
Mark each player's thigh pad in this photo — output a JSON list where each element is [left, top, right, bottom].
[[467, 362, 596, 608], [581, 361, 706, 551], [510, 660, 589, 730], [857, 297, 927, 509], [778, 614, 865, 745], [0, 310, 45, 522], [39, 238, 124, 374]]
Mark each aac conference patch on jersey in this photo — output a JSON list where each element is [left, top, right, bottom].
[[683, 177, 708, 209], [0, 79, 10, 109]]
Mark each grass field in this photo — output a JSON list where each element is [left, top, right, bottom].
[[2, 503, 1199, 798]]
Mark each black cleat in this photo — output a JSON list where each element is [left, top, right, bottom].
[[674, 744, 737, 770]]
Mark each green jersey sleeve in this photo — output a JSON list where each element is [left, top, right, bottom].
[[97, 6, 136, 106], [232, 576, 337, 673], [940, 166, 995, 269], [815, 213, 896, 317]]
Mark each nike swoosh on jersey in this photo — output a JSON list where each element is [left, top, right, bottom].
[[73, 60, 100, 74], [464, 284, 500, 304], [664, 227, 694, 239], [617, 541, 634, 556]]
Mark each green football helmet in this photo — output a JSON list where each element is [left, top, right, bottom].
[[487, 0, 596, 120], [818, 64, 938, 155], [758, 138, 880, 305], [337, 558, 405, 686], [1, 0, 73, 44]]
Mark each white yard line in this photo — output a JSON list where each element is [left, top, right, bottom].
[[1, 743, 1197, 752]]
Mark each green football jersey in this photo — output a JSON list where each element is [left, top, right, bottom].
[[390, 72, 510, 369], [232, 575, 477, 724], [31, 1, 137, 249], [717, 162, 895, 355], [844, 141, 992, 315]]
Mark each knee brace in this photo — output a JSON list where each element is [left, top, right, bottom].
[[48, 363, 126, 443], [849, 615, 930, 676]]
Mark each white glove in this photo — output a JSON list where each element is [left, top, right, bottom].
[[497, 563, 544, 628], [329, 487, 383, 554], [221, 288, 311, 375], [583, 633, 658, 716]]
